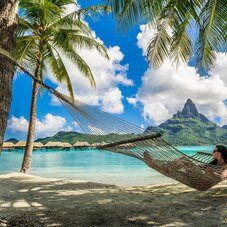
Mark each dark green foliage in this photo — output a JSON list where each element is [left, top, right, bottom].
[[146, 99, 227, 146], [36, 131, 134, 145], [149, 117, 227, 145], [108, 0, 227, 72], [37, 99, 227, 146], [5, 138, 19, 144], [37, 117, 227, 146]]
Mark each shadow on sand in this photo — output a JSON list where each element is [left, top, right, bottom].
[[0, 174, 226, 227]]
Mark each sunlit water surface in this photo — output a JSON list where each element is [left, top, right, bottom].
[[0, 146, 214, 187]]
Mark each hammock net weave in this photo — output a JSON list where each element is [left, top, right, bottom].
[[54, 91, 226, 191], [1, 47, 226, 191]]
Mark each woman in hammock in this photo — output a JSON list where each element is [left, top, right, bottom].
[[210, 145, 227, 179], [143, 145, 227, 186], [210, 145, 227, 164]]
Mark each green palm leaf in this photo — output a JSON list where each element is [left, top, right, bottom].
[[109, 0, 226, 71], [17, 0, 109, 96], [45, 44, 74, 99], [195, 0, 226, 71], [147, 22, 171, 69], [51, 39, 96, 88]]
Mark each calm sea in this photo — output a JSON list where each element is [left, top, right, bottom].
[[0, 146, 214, 187]]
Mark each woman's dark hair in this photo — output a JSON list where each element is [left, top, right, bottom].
[[216, 145, 227, 163]]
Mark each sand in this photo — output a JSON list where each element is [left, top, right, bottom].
[[0, 173, 226, 227]]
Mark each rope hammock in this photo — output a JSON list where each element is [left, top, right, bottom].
[[1, 52, 226, 191], [53, 92, 226, 191]]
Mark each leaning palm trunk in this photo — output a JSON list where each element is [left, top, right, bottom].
[[0, 0, 18, 152], [20, 64, 41, 173]]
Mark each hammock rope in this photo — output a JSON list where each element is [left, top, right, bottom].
[[56, 93, 226, 191], [10, 63, 227, 191], [1, 47, 226, 190]]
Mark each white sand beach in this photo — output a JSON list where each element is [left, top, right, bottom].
[[0, 173, 226, 227]]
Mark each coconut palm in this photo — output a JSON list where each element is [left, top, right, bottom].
[[107, 0, 226, 72], [0, 0, 18, 152], [18, 0, 109, 173]]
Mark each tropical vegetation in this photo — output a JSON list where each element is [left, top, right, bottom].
[[147, 117, 227, 146], [107, 0, 227, 72], [17, 0, 108, 173], [36, 121, 227, 146], [37, 131, 134, 145], [38, 99, 227, 146]]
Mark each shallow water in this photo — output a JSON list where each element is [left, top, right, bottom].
[[0, 146, 214, 187]]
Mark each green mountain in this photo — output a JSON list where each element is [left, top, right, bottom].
[[145, 99, 227, 145], [36, 131, 133, 145], [5, 138, 19, 144], [36, 99, 227, 146]]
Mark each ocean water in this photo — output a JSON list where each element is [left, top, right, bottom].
[[0, 146, 214, 187]]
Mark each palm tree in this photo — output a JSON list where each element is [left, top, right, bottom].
[[0, 0, 18, 152], [18, 0, 108, 173], [107, 0, 226, 72]]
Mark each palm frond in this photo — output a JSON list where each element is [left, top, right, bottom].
[[18, 0, 109, 97], [50, 39, 96, 88], [17, 17, 35, 36], [142, 0, 166, 24], [19, 0, 62, 25], [147, 21, 171, 69], [51, 16, 92, 37], [107, 0, 145, 31], [55, 28, 109, 59], [195, 0, 226, 71], [170, 20, 193, 66], [0, 46, 16, 62], [45, 44, 74, 100], [76, 5, 111, 19], [195, 27, 216, 72], [147, 0, 202, 68], [16, 36, 38, 69]]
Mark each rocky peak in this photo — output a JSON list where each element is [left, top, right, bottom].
[[182, 99, 199, 117], [173, 99, 209, 122]]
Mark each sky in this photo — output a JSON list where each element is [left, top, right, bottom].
[[4, 1, 227, 141]]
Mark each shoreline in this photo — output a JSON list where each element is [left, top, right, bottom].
[[0, 173, 226, 226]]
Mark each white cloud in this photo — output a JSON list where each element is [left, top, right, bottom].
[[7, 116, 28, 133], [209, 52, 227, 84], [101, 87, 124, 114], [7, 114, 71, 137], [129, 24, 227, 126], [137, 24, 172, 56], [136, 24, 156, 56]]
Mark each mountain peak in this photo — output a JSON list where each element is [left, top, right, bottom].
[[173, 99, 209, 123], [185, 98, 194, 106], [182, 98, 199, 117]]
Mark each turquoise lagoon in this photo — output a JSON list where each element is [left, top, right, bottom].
[[0, 146, 214, 187]]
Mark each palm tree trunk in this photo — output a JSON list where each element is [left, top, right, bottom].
[[0, 0, 18, 152], [20, 65, 41, 173]]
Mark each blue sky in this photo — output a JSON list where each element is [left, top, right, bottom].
[[5, 1, 227, 140]]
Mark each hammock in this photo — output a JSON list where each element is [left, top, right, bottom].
[[0, 47, 225, 191], [52, 91, 226, 191], [2, 57, 226, 191]]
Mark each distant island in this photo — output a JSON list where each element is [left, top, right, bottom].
[[146, 99, 227, 145], [6, 99, 227, 146]]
